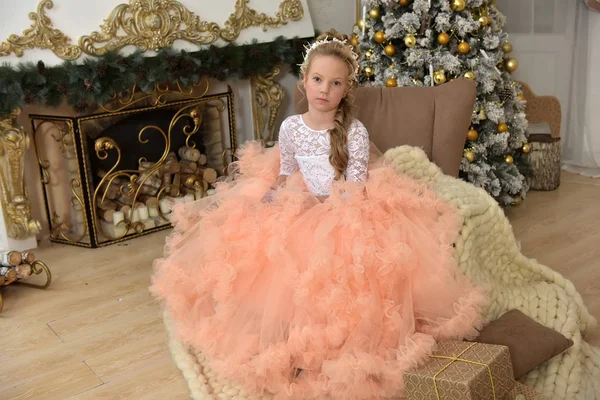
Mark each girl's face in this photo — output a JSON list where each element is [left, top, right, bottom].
[[303, 54, 350, 114]]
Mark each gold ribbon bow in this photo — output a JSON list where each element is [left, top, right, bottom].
[[430, 343, 497, 400]]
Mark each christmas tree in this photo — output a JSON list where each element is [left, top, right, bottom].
[[352, 0, 530, 207]]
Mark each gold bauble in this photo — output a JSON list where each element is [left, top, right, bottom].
[[465, 150, 475, 162], [350, 35, 359, 47], [369, 7, 380, 19], [505, 58, 518, 73], [458, 41, 471, 54], [357, 19, 365, 30], [400, 0, 410, 5], [517, 92, 526, 101], [404, 33, 417, 48], [433, 70, 447, 85], [522, 143, 531, 153], [437, 32, 450, 46], [384, 43, 397, 56], [505, 155, 514, 164], [365, 49, 373, 59], [498, 122, 509, 133], [464, 71, 476, 80], [479, 16, 491, 26], [467, 128, 479, 141], [450, 0, 466, 12], [375, 31, 386, 44], [386, 77, 398, 87], [501, 41, 513, 53], [364, 66, 374, 77], [512, 196, 523, 206]]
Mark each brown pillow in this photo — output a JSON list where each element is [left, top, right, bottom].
[[472, 309, 574, 379]]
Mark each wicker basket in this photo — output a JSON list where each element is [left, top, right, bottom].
[[526, 134, 561, 191], [517, 81, 562, 191]]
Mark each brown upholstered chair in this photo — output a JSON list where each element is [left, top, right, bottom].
[[292, 79, 477, 177]]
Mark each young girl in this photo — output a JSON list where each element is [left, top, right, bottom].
[[151, 32, 487, 399]]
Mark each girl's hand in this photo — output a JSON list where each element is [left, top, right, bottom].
[[261, 190, 276, 204]]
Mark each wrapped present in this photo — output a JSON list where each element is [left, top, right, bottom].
[[403, 341, 515, 400], [503, 382, 549, 400]]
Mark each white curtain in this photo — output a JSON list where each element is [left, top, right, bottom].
[[562, 1, 600, 177]]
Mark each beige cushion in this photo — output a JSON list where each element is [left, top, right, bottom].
[[293, 79, 477, 177], [473, 309, 574, 379]]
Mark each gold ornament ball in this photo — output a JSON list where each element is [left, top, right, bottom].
[[364, 66, 374, 77], [404, 33, 417, 48], [437, 32, 450, 46], [464, 71, 476, 80], [479, 16, 491, 26], [450, 0, 466, 12], [512, 196, 523, 206], [505, 58, 518, 73], [517, 92, 526, 101], [357, 19, 365, 30], [365, 49, 373, 59], [465, 150, 476, 162], [369, 7, 381, 19], [386, 77, 398, 87], [502, 41, 513, 53], [375, 31, 386, 44], [433, 70, 447, 85], [384, 43, 397, 56], [467, 128, 479, 141], [522, 143, 531, 153], [458, 41, 471, 54], [400, 0, 410, 5], [350, 36, 359, 47], [505, 155, 514, 164], [498, 122, 509, 133]]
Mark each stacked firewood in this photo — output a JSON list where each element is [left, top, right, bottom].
[[0, 250, 36, 286], [95, 145, 218, 232]]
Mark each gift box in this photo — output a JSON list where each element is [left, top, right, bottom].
[[503, 382, 549, 400], [403, 341, 515, 400]]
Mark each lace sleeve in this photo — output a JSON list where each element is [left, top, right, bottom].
[[278, 119, 298, 175], [346, 120, 370, 183]]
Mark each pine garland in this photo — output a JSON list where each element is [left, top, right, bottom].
[[0, 35, 314, 117]]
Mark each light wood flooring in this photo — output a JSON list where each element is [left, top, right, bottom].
[[0, 171, 598, 399]]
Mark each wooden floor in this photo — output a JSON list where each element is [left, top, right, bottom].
[[1, 171, 598, 399]]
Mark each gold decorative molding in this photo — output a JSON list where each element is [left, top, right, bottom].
[[0, 109, 42, 240], [0, 0, 304, 59], [79, 0, 304, 56], [220, 0, 304, 42], [0, 0, 81, 60], [79, 0, 221, 55], [251, 67, 284, 143]]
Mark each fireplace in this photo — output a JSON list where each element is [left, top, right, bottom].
[[29, 82, 236, 248]]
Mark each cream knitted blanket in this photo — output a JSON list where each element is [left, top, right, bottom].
[[163, 146, 600, 400]]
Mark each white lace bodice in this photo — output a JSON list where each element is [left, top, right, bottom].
[[278, 114, 370, 196]]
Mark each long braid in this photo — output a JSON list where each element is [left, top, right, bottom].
[[329, 95, 353, 180]]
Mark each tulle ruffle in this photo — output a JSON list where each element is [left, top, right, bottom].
[[150, 141, 487, 399]]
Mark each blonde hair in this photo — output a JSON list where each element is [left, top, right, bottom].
[[299, 31, 360, 180]]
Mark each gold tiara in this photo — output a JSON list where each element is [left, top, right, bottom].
[[300, 36, 360, 79]]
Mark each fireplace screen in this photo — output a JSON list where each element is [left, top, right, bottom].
[[30, 89, 236, 248]]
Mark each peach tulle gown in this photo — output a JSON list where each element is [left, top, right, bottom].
[[150, 115, 487, 399]]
